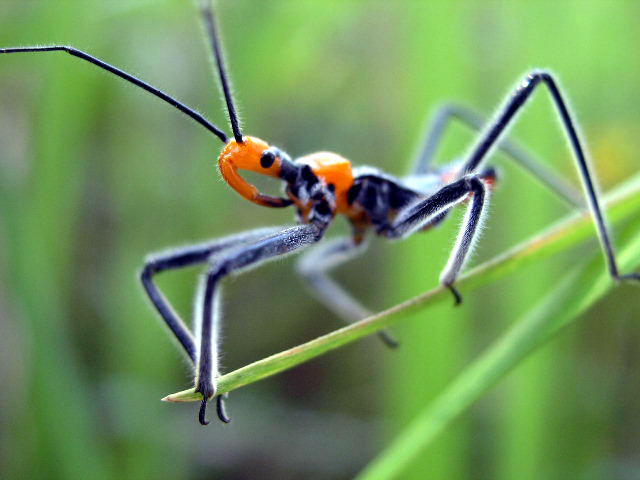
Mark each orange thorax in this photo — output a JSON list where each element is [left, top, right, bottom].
[[296, 152, 354, 213]]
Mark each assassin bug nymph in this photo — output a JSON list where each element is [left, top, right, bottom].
[[2, 3, 639, 426]]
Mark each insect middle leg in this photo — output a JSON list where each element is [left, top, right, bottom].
[[383, 175, 488, 304], [296, 237, 399, 348]]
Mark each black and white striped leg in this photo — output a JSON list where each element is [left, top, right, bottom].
[[461, 70, 639, 283], [385, 176, 488, 305], [195, 223, 325, 425], [296, 237, 399, 349], [413, 103, 582, 207], [140, 227, 283, 362]]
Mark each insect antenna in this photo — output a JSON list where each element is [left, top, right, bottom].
[[0, 46, 228, 143], [199, 1, 244, 143]]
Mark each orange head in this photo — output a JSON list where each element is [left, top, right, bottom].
[[218, 136, 294, 207]]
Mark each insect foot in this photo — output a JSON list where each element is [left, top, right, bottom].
[[445, 284, 463, 306], [216, 394, 231, 423], [196, 381, 216, 426]]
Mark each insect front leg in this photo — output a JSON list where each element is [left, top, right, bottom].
[[140, 227, 283, 362], [142, 228, 285, 424], [195, 223, 325, 425]]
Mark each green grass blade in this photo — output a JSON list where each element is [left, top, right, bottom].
[[163, 172, 640, 402], [355, 219, 640, 480]]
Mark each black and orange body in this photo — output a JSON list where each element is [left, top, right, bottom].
[[217, 135, 498, 242], [5, 2, 636, 428], [295, 152, 355, 213], [218, 135, 361, 228]]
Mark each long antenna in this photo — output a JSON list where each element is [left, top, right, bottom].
[[199, 1, 244, 143], [0, 46, 228, 143]]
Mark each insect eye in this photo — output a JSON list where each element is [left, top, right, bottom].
[[260, 150, 276, 169]]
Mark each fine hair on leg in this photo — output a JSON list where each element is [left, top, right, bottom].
[[140, 227, 283, 363], [460, 70, 639, 282], [385, 175, 489, 304], [195, 223, 325, 424]]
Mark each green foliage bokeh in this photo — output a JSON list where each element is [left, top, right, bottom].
[[1, 1, 639, 479]]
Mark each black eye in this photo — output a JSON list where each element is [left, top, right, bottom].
[[260, 150, 276, 168]]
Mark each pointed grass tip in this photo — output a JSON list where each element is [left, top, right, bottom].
[[161, 388, 202, 403]]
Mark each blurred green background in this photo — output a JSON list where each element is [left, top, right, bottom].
[[1, 1, 640, 479]]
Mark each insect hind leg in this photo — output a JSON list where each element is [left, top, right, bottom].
[[412, 103, 582, 207], [461, 70, 640, 283]]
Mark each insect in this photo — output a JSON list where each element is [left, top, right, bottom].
[[2, 3, 638, 426]]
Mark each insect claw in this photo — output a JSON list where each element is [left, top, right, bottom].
[[199, 397, 210, 426], [447, 285, 463, 306], [378, 330, 400, 349], [216, 395, 231, 424]]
